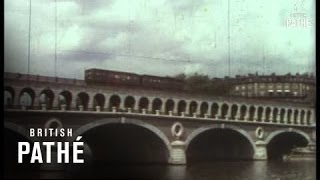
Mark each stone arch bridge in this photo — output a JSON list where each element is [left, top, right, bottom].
[[4, 73, 316, 165]]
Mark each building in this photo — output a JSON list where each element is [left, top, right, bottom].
[[227, 73, 315, 100]]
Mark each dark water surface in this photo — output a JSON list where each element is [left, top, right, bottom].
[[7, 160, 316, 179]]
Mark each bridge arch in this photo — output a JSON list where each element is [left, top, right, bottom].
[[70, 118, 172, 163], [59, 90, 72, 110], [185, 124, 256, 162], [200, 102, 209, 117], [39, 89, 55, 109], [109, 94, 121, 110], [4, 86, 15, 107], [265, 128, 311, 145], [138, 97, 149, 112], [265, 128, 311, 159], [93, 93, 106, 110], [239, 105, 247, 120], [177, 100, 186, 115], [257, 106, 264, 122], [189, 101, 198, 115], [248, 105, 255, 121], [230, 104, 238, 120], [19, 87, 36, 107], [211, 103, 219, 118], [152, 98, 162, 113], [165, 99, 174, 114], [76, 92, 89, 110], [124, 96, 135, 110], [220, 103, 229, 119], [185, 124, 256, 150]]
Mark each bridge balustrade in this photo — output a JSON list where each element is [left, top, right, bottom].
[[4, 80, 315, 127]]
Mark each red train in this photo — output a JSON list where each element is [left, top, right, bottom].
[[85, 68, 184, 90]]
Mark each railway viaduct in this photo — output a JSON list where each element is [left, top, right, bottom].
[[4, 72, 316, 165]]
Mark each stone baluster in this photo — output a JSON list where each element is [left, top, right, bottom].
[[148, 98, 153, 113], [61, 104, 66, 111], [95, 105, 100, 112], [71, 96, 77, 110], [79, 105, 84, 111], [296, 110, 301, 125], [235, 106, 241, 121], [34, 94, 41, 109], [88, 96, 94, 111], [310, 110, 315, 125], [244, 106, 250, 121], [173, 100, 178, 115], [185, 101, 191, 116], [52, 94, 59, 109], [160, 99, 165, 114], [119, 98, 125, 111], [216, 103, 222, 119], [104, 96, 109, 111], [283, 108, 288, 124], [207, 103, 212, 118], [269, 107, 274, 123], [41, 103, 47, 111], [253, 107, 258, 122], [196, 101, 201, 116], [300, 110, 304, 125], [303, 109, 308, 125], [226, 105, 232, 120], [156, 110, 160, 115], [276, 109, 281, 123], [261, 107, 266, 122], [14, 88, 22, 106], [134, 100, 139, 112], [112, 106, 117, 112]]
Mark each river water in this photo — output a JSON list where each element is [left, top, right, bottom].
[[8, 160, 316, 179]]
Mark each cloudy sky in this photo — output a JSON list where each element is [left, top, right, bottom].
[[5, 0, 315, 79]]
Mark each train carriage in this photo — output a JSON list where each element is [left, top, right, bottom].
[[85, 69, 140, 86], [85, 68, 184, 91]]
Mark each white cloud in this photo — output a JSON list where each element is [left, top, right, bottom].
[[4, 0, 315, 79]]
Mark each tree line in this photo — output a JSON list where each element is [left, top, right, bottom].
[[172, 73, 234, 96]]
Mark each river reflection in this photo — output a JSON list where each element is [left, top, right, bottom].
[[6, 160, 316, 179], [181, 160, 316, 180]]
